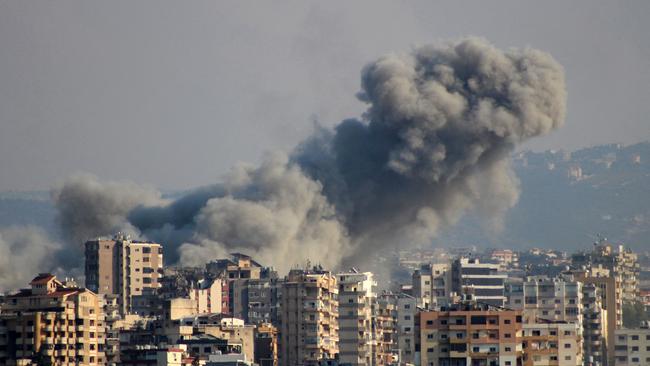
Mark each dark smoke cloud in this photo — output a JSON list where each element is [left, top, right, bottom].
[[50, 38, 566, 273]]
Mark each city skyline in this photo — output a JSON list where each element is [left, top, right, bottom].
[[0, 4, 648, 365]]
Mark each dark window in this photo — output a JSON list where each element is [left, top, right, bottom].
[[471, 316, 487, 325]]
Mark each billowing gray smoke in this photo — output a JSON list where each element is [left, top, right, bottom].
[[51, 38, 566, 273], [0, 227, 61, 291]]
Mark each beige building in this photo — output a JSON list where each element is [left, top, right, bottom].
[[164, 314, 256, 363], [614, 324, 650, 366], [85, 233, 163, 315], [569, 266, 622, 365], [412, 263, 451, 309], [337, 270, 376, 366], [280, 268, 338, 366], [522, 322, 582, 366], [189, 278, 224, 314], [375, 292, 398, 365], [506, 276, 583, 325], [581, 283, 608, 366], [0, 274, 106, 365], [573, 241, 639, 303]]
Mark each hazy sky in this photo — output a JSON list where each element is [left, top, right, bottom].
[[1, 1, 648, 191]]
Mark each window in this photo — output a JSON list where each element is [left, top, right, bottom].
[[550, 330, 557, 336], [504, 319, 511, 324], [471, 316, 486, 325], [564, 343, 571, 349], [404, 304, 411, 309], [504, 333, 511, 338], [564, 331, 571, 336], [143, 247, 151, 254], [632, 335, 639, 340], [426, 320, 433, 325], [404, 315, 411, 320], [505, 347, 511, 352], [456, 333, 464, 339], [143, 257, 150, 262], [473, 347, 479, 352], [565, 356, 572, 361], [427, 333, 434, 339], [505, 362, 511, 366]]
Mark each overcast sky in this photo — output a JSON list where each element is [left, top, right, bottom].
[[1, 1, 648, 191]]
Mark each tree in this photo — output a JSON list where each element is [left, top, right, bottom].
[[622, 301, 650, 328]]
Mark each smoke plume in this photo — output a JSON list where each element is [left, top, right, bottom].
[[0, 227, 61, 291], [51, 38, 566, 273]]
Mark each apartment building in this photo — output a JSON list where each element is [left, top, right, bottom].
[[451, 258, 507, 307], [189, 277, 224, 314], [337, 270, 376, 366], [206, 253, 279, 323], [522, 322, 582, 366], [84, 233, 163, 315], [581, 283, 607, 366], [413, 263, 451, 309], [0, 274, 105, 365], [280, 267, 338, 366], [255, 323, 279, 366], [489, 249, 518, 269], [505, 276, 583, 325], [247, 276, 283, 326], [418, 302, 523, 366], [395, 293, 417, 365], [568, 266, 621, 365], [572, 241, 639, 303], [375, 292, 398, 365], [614, 323, 650, 366]]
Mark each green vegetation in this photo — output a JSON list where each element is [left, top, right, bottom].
[[623, 301, 650, 328]]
